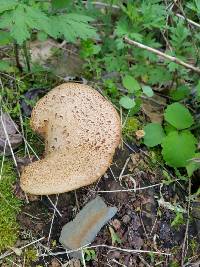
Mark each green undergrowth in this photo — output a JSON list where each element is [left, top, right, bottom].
[[0, 159, 22, 252]]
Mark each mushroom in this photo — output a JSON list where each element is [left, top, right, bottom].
[[20, 83, 121, 195]]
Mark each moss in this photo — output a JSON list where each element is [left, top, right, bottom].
[[0, 159, 22, 252], [24, 248, 38, 264], [122, 117, 140, 141]]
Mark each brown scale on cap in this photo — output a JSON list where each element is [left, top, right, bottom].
[[20, 83, 121, 195]]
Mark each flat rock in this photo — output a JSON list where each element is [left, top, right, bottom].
[[59, 196, 117, 258]]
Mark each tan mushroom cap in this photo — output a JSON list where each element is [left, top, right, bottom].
[[20, 83, 121, 195]]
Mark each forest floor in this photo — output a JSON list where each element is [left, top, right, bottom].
[[0, 40, 200, 267]]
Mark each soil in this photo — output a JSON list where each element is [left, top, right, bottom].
[[10, 145, 200, 266]]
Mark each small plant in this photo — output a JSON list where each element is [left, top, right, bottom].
[[83, 248, 96, 262], [143, 102, 199, 175], [171, 211, 184, 229], [0, 0, 98, 71], [108, 226, 122, 245], [24, 248, 38, 264]]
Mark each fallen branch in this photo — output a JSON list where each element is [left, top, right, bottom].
[[124, 37, 200, 74]]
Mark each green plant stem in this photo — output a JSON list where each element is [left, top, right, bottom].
[[13, 42, 22, 72], [23, 41, 31, 72]]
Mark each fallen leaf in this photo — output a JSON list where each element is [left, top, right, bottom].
[[0, 113, 22, 155], [142, 94, 166, 123], [135, 129, 145, 140]]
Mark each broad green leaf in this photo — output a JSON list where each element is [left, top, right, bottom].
[[119, 96, 135, 109], [161, 131, 196, 168], [142, 85, 154, 97], [164, 103, 193, 130], [122, 75, 141, 93], [170, 85, 190, 101], [164, 123, 176, 135], [143, 123, 165, 147], [0, 0, 18, 13], [186, 153, 200, 177]]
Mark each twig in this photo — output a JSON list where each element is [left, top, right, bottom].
[[40, 244, 171, 257], [84, 1, 120, 9], [0, 110, 20, 176], [92, 183, 162, 193], [176, 13, 200, 29], [47, 196, 62, 217], [124, 37, 200, 74], [0, 140, 7, 180], [0, 237, 45, 260], [81, 250, 86, 267], [181, 179, 191, 266], [119, 157, 130, 182], [112, 259, 127, 267], [47, 194, 59, 245]]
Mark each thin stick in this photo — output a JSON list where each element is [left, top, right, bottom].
[[0, 140, 7, 180], [92, 183, 162, 193], [81, 250, 86, 267], [47, 194, 59, 245], [176, 13, 200, 29], [119, 157, 130, 182], [0, 112, 20, 176], [47, 196, 62, 217], [40, 244, 171, 257], [0, 237, 45, 260], [124, 37, 200, 74]]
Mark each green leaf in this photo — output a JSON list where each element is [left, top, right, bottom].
[[171, 212, 184, 228], [122, 75, 141, 93], [108, 226, 122, 245], [170, 85, 190, 101], [10, 5, 31, 45], [164, 103, 194, 130], [0, 4, 52, 44], [0, 31, 12, 45], [161, 131, 196, 168], [0, 0, 18, 13], [0, 60, 14, 72], [186, 153, 200, 177], [50, 14, 98, 42], [142, 85, 154, 97], [143, 123, 165, 147], [37, 31, 48, 42], [51, 0, 70, 9], [119, 96, 135, 109]]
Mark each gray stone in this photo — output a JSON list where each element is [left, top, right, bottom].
[[59, 196, 117, 258]]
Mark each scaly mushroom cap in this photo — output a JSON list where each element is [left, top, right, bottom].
[[20, 83, 121, 195]]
